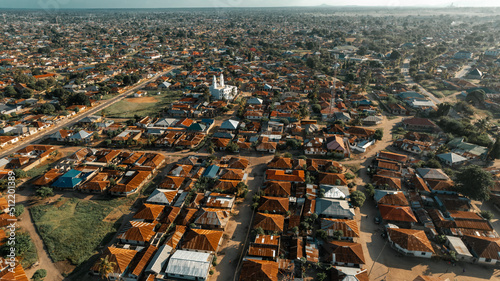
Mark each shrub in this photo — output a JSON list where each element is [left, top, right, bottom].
[[32, 269, 47, 281], [345, 173, 355, 180], [13, 169, 27, 178], [14, 205, 24, 217], [481, 210, 494, 221], [36, 187, 54, 199]]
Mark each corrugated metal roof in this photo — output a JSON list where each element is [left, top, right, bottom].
[[165, 250, 211, 278], [145, 244, 173, 274]]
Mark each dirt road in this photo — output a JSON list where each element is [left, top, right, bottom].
[[402, 58, 442, 105], [210, 155, 272, 281], [16, 188, 64, 281], [347, 116, 500, 281]]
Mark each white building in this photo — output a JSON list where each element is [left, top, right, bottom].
[[209, 74, 237, 101]]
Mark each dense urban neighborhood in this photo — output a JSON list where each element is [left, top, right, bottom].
[[0, 6, 500, 281]]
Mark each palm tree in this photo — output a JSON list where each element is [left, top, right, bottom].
[[98, 255, 116, 280]]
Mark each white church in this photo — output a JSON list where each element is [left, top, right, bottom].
[[209, 74, 238, 101]]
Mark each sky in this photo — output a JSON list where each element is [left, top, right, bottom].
[[1, 0, 500, 9]]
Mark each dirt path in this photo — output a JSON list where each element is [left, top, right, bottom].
[[210, 155, 273, 281], [16, 189, 64, 281]]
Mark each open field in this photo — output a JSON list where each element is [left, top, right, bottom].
[[101, 91, 183, 118], [30, 196, 136, 266]]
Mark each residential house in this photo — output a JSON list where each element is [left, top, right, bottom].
[[315, 198, 355, 219], [239, 259, 278, 281], [52, 169, 83, 189], [464, 235, 500, 265], [321, 241, 365, 268], [253, 212, 285, 233], [387, 228, 434, 258], [321, 218, 360, 241], [164, 250, 212, 281], [181, 228, 223, 253], [118, 220, 157, 245], [91, 247, 137, 280]]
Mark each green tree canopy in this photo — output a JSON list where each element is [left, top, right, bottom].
[[350, 190, 366, 207], [455, 165, 493, 201]]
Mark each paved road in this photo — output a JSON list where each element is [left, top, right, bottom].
[[0, 68, 176, 159], [402, 58, 442, 105]]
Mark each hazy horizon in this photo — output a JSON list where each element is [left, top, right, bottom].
[[1, 0, 500, 9]]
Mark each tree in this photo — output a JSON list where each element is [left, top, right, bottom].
[[332, 230, 344, 240], [490, 137, 500, 160], [466, 89, 486, 105], [425, 159, 442, 169], [37, 103, 56, 114], [350, 190, 366, 207], [13, 169, 27, 178], [316, 229, 327, 240], [455, 165, 494, 201], [226, 142, 239, 153], [36, 186, 54, 198], [31, 269, 47, 281], [365, 184, 375, 198], [480, 210, 494, 221], [98, 255, 116, 281], [13, 204, 24, 217], [374, 129, 383, 140], [4, 86, 17, 97], [312, 104, 322, 113], [389, 50, 401, 60], [316, 272, 327, 281]]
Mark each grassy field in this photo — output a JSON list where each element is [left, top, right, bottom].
[[103, 90, 183, 118], [420, 80, 458, 98], [30, 196, 136, 266]]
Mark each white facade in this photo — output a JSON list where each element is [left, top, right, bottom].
[[209, 74, 237, 101], [388, 237, 433, 258]]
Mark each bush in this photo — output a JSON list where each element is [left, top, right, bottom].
[[36, 187, 54, 199], [13, 169, 27, 178], [32, 269, 47, 281], [14, 204, 24, 217], [481, 210, 494, 221], [345, 173, 355, 180]]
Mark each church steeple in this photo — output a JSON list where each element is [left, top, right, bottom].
[[212, 75, 217, 88], [219, 73, 224, 87]]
